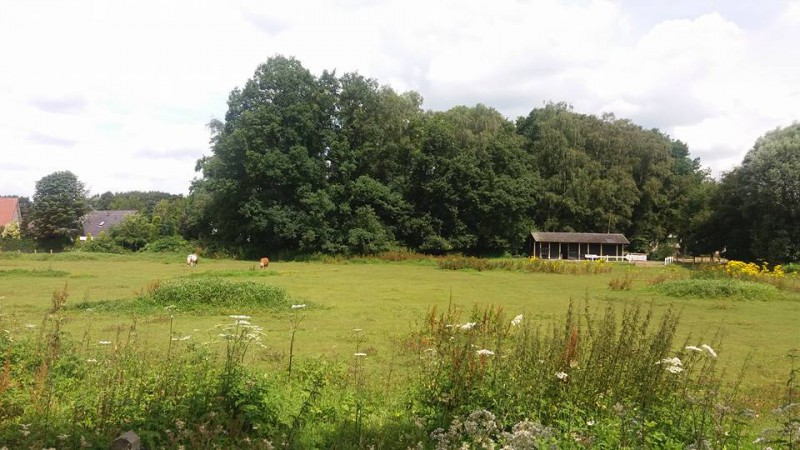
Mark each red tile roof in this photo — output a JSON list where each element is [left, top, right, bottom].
[[0, 197, 21, 227]]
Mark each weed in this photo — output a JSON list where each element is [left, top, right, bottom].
[[75, 278, 293, 315], [653, 278, 781, 300], [608, 272, 634, 290]]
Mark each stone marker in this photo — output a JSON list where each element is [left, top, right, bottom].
[[112, 430, 141, 450]]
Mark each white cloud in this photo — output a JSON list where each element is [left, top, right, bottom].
[[0, 0, 798, 197]]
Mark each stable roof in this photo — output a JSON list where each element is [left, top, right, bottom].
[[530, 232, 629, 245]]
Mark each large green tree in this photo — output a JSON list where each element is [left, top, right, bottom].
[[516, 103, 707, 253], [195, 56, 337, 255], [196, 56, 711, 257], [714, 123, 800, 262], [30, 171, 90, 247], [404, 105, 539, 254]]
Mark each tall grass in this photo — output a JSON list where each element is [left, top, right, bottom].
[[438, 256, 612, 274], [408, 301, 750, 448], [74, 278, 293, 314], [653, 278, 781, 300], [2, 280, 796, 447]]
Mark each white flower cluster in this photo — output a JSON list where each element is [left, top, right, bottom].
[[657, 356, 683, 374], [684, 344, 718, 358]]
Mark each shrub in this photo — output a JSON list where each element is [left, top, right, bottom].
[[653, 278, 780, 300], [79, 231, 126, 254], [409, 301, 744, 448], [144, 278, 291, 313], [437, 256, 612, 274], [608, 273, 633, 290], [142, 235, 194, 254], [438, 256, 490, 271]]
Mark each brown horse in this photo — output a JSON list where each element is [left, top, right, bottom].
[[259, 257, 270, 269]]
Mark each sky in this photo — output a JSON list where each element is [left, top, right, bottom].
[[1, 0, 798, 198]]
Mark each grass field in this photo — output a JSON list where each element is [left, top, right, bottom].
[[2, 252, 798, 411]]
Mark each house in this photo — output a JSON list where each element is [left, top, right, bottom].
[[529, 232, 630, 261], [0, 197, 22, 228], [81, 210, 137, 240]]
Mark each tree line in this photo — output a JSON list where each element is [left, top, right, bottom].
[[6, 56, 799, 262]]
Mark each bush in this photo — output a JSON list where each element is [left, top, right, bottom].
[[142, 235, 194, 254], [0, 237, 36, 252], [151, 278, 290, 309], [437, 256, 612, 274], [653, 278, 780, 300], [409, 302, 744, 448], [78, 231, 126, 254], [608, 273, 634, 290]]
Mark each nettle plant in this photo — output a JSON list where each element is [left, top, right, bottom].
[[410, 301, 751, 448]]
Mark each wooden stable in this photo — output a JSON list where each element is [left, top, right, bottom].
[[529, 232, 629, 261]]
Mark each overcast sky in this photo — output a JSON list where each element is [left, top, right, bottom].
[[1, 0, 798, 198]]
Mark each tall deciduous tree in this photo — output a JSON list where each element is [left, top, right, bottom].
[[715, 123, 800, 262], [196, 56, 337, 254], [30, 171, 90, 246]]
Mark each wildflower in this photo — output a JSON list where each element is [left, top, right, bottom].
[[476, 349, 494, 356], [511, 314, 523, 326], [701, 344, 718, 358], [555, 371, 569, 381], [460, 322, 476, 330], [98, 340, 111, 345], [354, 352, 367, 357], [666, 365, 684, 374], [291, 304, 306, 309], [685, 345, 703, 352], [229, 314, 250, 320], [658, 356, 683, 374], [658, 357, 683, 367]]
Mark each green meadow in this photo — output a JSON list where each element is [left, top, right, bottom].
[[1, 252, 799, 448]]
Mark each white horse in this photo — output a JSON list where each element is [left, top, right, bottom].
[[186, 253, 198, 266]]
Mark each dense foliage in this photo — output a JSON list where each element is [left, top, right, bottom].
[[8, 58, 797, 262], [29, 171, 90, 249], [705, 123, 800, 262], [193, 56, 709, 257]]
